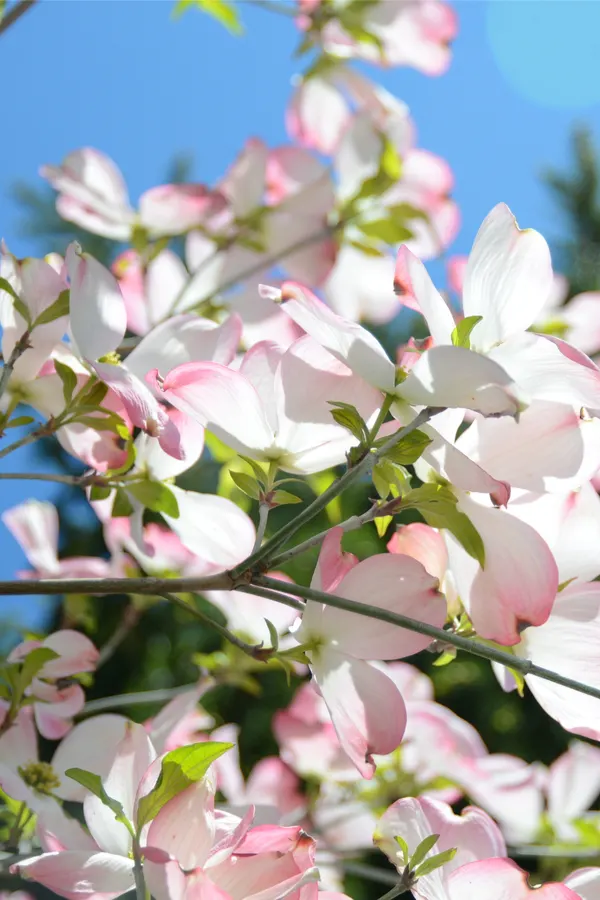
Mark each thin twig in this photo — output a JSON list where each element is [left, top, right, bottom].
[[160, 592, 269, 659], [0, 332, 30, 403], [0, 471, 97, 486], [236, 582, 304, 612], [0, 420, 52, 460], [81, 684, 197, 715], [97, 604, 141, 667], [231, 408, 438, 578], [0, 0, 37, 38], [269, 504, 379, 569], [256, 576, 600, 706], [252, 502, 270, 553], [0, 571, 233, 597]]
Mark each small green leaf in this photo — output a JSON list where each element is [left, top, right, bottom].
[[357, 218, 413, 245], [270, 489, 302, 506], [127, 481, 180, 518], [410, 833, 439, 869], [5, 415, 35, 429], [173, 0, 242, 34], [89, 484, 112, 502], [65, 767, 134, 836], [136, 741, 232, 829], [373, 459, 411, 500], [375, 514, 393, 538], [381, 430, 432, 465], [451, 315, 483, 350], [112, 488, 134, 518], [32, 290, 70, 328], [238, 455, 269, 488], [381, 137, 402, 181], [16, 647, 60, 702], [394, 835, 410, 867], [230, 469, 261, 501], [329, 401, 369, 443], [402, 484, 485, 568], [264, 618, 279, 651], [0, 277, 31, 326], [558, 576, 577, 592], [432, 648, 457, 667], [76, 380, 109, 408], [348, 240, 386, 257], [54, 360, 78, 405], [413, 847, 457, 878]]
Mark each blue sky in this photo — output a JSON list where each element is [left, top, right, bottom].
[[1, 0, 600, 636]]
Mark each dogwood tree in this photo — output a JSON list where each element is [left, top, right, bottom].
[[2, 2, 600, 900]]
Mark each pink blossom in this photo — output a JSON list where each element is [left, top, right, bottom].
[[291, 527, 446, 776], [42, 148, 226, 241], [374, 796, 506, 900], [152, 335, 382, 475], [7, 631, 98, 739], [447, 858, 579, 899], [0, 244, 69, 383]]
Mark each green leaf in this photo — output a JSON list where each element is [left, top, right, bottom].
[[173, 0, 242, 34], [264, 618, 279, 651], [15, 647, 60, 704], [432, 647, 457, 667], [348, 240, 386, 257], [410, 833, 439, 869], [5, 415, 35, 429], [76, 380, 109, 408], [270, 489, 302, 506], [0, 277, 31, 326], [413, 847, 457, 878], [381, 137, 402, 181], [451, 315, 483, 350], [54, 360, 78, 406], [127, 481, 180, 518], [112, 488, 134, 518], [357, 218, 413, 245], [373, 459, 411, 500], [89, 484, 112, 502], [329, 401, 369, 443], [394, 835, 410, 867], [136, 741, 232, 829], [65, 767, 134, 836], [238, 455, 269, 488], [381, 430, 432, 465], [229, 469, 261, 501], [402, 484, 485, 568], [32, 290, 69, 328], [374, 514, 393, 538]]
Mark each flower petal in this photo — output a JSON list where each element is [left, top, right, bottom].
[[462, 203, 553, 351], [15, 851, 135, 900], [445, 494, 558, 645], [400, 345, 518, 417], [66, 245, 127, 361], [309, 648, 407, 778], [447, 858, 578, 900]]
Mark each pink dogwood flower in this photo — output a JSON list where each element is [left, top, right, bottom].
[[388, 507, 558, 647], [290, 527, 446, 777], [151, 335, 382, 474], [3, 499, 118, 580], [447, 859, 579, 900], [7, 631, 98, 739], [0, 245, 69, 386], [42, 148, 227, 241], [374, 796, 506, 900], [297, 0, 457, 75]]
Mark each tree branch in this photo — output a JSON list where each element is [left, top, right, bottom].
[[0, 572, 234, 597], [0, 0, 37, 38], [268, 504, 380, 568]]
